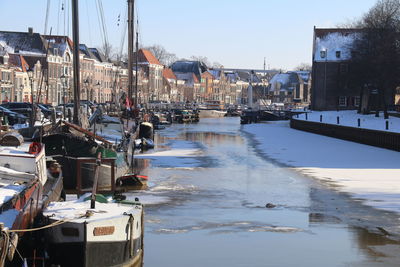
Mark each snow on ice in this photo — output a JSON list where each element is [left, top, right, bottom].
[[243, 121, 400, 213]]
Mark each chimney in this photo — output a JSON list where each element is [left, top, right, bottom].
[[28, 27, 33, 35]]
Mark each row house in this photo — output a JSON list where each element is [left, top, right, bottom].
[[134, 49, 163, 104], [268, 71, 311, 105], [0, 29, 47, 103]]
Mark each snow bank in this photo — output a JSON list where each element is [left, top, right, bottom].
[[295, 110, 400, 133], [243, 121, 400, 213]]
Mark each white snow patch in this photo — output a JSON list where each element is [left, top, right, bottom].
[[135, 149, 200, 158], [314, 32, 359, 62], [243, 121, 400, 213], [295, 110, 400, 133]]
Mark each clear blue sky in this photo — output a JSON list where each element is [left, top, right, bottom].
[[0, 0, 377, 70]]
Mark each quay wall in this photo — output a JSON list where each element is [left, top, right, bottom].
[[290, 118, 400, 152]]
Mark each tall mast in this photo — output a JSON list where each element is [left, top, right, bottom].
[[72, 0, 81, 125], [127, 0, 135, 105], [135, 21, 139, 107]]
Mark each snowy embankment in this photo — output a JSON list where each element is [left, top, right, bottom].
[[243, 121, 400, 214], [295, 110, 400, 133]]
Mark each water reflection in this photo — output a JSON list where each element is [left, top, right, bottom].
[[138, 118, 400, 267]]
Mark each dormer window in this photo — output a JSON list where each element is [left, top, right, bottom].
[[320, 50, 326, 58], [336, 51, 341, 58]]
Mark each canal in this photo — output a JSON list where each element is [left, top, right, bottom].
[[128, 117, 399, 267]]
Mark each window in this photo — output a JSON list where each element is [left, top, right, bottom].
[[336, 51, 341, 58], [354, 96, 360, 107], [320, 50, 326, 58], [339, 96, 347, 107]]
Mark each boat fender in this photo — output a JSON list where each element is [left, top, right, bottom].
[[28, 142, 42, 154], [7, 232, 18, 261]]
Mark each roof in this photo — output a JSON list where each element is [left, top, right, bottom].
[[163, 68, 176, 80], [79, 44, 98, 60], [295, 71, 311, 83], [8, 54, 29, 71], [174, 72, 199, 85], [314, 28, 361, 39], [269, 72, 300, 92], [88, 48, 107, 62], [23, 55, 48, 70], [0, 31, 45, 56], [209, 69, 221, 79], [314, 28, 361, 62], [135, 49, 161, 65], [42, 35, 74, 49], [171, 60, 208, 78]]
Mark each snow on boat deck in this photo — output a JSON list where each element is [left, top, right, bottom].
[[243, 121, 400, 213], [44, 194, 142, 223]]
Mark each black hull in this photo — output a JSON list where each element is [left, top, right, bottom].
[[47, 239, 142, 267]]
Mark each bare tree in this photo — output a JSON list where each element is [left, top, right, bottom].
[[294, 63, 312, 71], [348, 0, 400, 117], [98, 42, 116, 61], [212, 62, 224, 68], [143, 44, 177, 66], [190, 56, 210, 67]]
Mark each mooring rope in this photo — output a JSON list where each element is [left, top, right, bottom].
[[8, 219, 70, 233]]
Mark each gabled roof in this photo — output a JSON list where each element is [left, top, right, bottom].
[[163, 68, 176, 80], [0, 30, 45, 55], [171, 60, 208, 79], [79, 44, 98, 60], [88, 48, 107, 62], [135, 49, 161, 65], [209, 69, 221, 79], [313, 28, 361, 62], [8, 54, 29, 71], [42, 35, 74, 49], [23, 55, 48, 70], [269, 72, 300, 92]]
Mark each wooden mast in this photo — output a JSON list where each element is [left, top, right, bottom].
[[71, 0, 81, 125], [128, 0, 135, 106], [135, 22, 139, 108]]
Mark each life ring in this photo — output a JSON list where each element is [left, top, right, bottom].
[[28, 142, 42, 154]]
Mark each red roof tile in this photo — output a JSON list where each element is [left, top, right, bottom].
[[163, 68, 176, 80], [136, 49, 161, 65]]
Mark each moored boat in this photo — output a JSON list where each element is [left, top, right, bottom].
[[0, 133, 63, 266], [43, 193, 143, 267]]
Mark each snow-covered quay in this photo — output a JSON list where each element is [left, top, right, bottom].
[[243, 121, 400, 214], [295, 110, 400, 133]]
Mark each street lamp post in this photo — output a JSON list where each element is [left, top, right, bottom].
[[60, 74, 67, 119], [19, 84, 23, 102], [96, 81, 101, 103], [84, 78, 89, 100]]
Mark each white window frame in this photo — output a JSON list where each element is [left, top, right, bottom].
[[339, 96, 347, 107], [354, 96, 360, 107]]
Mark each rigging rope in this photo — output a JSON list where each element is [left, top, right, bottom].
[[56, 0, 61, 35], [119, 6, 128, 59], [85, 0, 93, 46]]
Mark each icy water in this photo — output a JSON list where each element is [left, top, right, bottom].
[[128, 117, 400, 267]]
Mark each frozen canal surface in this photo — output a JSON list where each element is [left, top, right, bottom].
[[128, 118, 400, 267]]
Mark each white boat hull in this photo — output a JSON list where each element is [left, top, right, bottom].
[[199, 109, 227, 118]]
